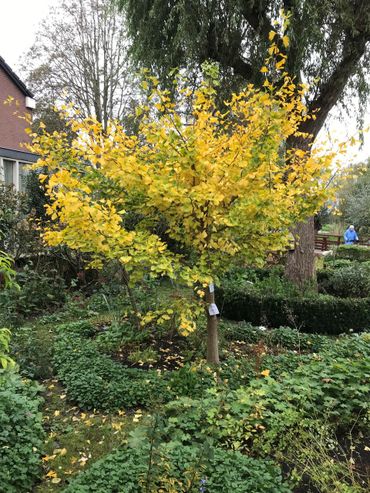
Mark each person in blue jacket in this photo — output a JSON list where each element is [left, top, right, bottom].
[[344, 225, 359, 244]]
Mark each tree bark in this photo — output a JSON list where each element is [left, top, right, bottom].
[[284, 216, 316, 287], [205, 286, 220, 365]]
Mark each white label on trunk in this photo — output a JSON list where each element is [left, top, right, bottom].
[[208, 303, 219, 316], [209, 283, 215, 293]]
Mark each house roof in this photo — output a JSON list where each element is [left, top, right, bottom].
[[0, 56, 34, 98]]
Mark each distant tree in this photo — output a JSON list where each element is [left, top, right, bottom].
[[24, 0, 136, 131], [339, 160, 370, 236], [117, 0, 370, 286]]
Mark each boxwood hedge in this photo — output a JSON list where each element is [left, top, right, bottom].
[[218, 288, 370, 334], [335, 244, 370, 262]]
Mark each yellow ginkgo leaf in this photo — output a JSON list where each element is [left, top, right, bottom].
[[282, 35, 289, 48], [260, 369, 270, 377]]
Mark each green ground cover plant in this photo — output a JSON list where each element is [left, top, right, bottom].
[[5, 284, 370, 493], [62, 439, 290, 493], [0, 370, 45, 493]]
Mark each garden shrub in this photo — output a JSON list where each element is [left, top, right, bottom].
[[319, 263, 370, 298], [0, 264, 66, 323], [221, 322, 329, 352], [335, 244, 370, 262], [221, 320, 265, 343], [218, 287, 370, 333], [62, 442, 290, 493], [11, 325, 54, 379], [0, 370, 44, 493], [322, 258, 352, 269]]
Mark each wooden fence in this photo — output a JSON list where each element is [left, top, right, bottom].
[[315, 232, 370, 251]]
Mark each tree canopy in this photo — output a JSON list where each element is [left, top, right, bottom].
[[118, 0, 370, 140], [31, 69, 336, 361]]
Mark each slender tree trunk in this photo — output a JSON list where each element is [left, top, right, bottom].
[[120, 266, 141, 331], [205, 286, 219, 365], [284, 216, 316, 288]]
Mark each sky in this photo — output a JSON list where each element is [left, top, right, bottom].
[[1, 0, 369, 163]]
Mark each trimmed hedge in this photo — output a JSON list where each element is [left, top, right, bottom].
[[218, 288, 370, 333], [335, 244, 370, 262], [0, 371, 44, 493]]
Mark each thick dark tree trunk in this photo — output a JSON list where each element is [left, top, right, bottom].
[[205, 286, 220, 365], [284, 216, 316, 288]]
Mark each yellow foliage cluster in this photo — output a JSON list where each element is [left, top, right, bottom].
[[30, 68, 338, 334]]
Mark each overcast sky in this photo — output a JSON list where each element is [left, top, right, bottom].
[[1, 0, 369, 163]]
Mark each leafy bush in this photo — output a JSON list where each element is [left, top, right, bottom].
[[319, 263, 370, 298], [0, 370, 44, 493], [62, 441, 290, 493], [335, 245, 370, 262], [0, 328, 15, 369], [0, 264, 66, 323], [218, 286, 370, 333], [11, 325, 54, 379], [322, 258, 352, 269], [221, 320, 265, 343], [221, 322, 328, 352], [0, 183, 42, 260]]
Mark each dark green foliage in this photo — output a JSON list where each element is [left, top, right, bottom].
[[0, 370, 44, 493], [119, 0, 370, 142], [0, 183, 42, 259], [53, 331, 169, 410], [24, 169, 49, 221], [220, 321, 328, 352], [265, 327, 328, 352], [52, 320, 258, 410], [322, 258, 353, 269], [11, 325, 54, 379], [335, 245, 370, 262], [339, 161, 370, 235], [62, 441, 290, 493], [319, 262, 370, 298], [161, 335, 370, 453], [221, 320, 264, 343], [218, 287, 370, 333], [0, 264, 66, 324]]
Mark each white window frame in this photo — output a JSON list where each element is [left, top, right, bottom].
[[0, 157, 31, 192]]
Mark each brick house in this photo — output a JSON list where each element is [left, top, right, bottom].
[[0, 56, 37, 191]]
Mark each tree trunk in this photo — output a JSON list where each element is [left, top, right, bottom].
[[284, 216, 316, 288], [205, 286, 220, 365], [120, 266, 141, 331]]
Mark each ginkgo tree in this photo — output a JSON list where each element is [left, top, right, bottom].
[[30, 65, 338, 364]]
